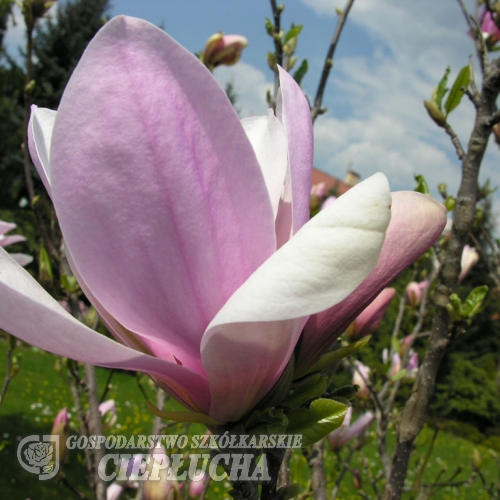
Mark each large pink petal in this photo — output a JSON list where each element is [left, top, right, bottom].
[[0, 249, 210, 413], [297, 191, 447, 373], [276, 67, 313, 233], [50, 17, 276, 373], [202, 174, 392, 423]]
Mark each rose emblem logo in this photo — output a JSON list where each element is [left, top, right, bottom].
[[24, 442, 53, 467]]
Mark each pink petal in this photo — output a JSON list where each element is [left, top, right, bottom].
[[298, 191, 447, 373], [353, 287, 396, 339], [0, 249, 210, 413], [50, 17, 275, 373], [0, 221, 16, 236], [10, 253, 33, 267], [0, 235, 26, 247], [276, 66, 313, 234]]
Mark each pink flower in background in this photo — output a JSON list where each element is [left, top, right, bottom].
[[406, 280, 429, 307], [345, 288, 396, 341], [389, 353, 402, 378], [99, 399, 117, 429], [143, 446, 181, 500], [189, 471, 209, 498], [310, 182, 327, 199], [51, 408, 69, 462], [202, 32, 248, 69], [459, 245, 479, 281], [0, 220, 33, 267], [328, 407, 374, 451], [0, 16, 446, 424], [480, 8, 500, 41], [353, 361, 371, 399], [106, 483, 125, 500], [321, 195, 337, 210]]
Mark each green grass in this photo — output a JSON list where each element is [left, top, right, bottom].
[[0, 338, 498, 499]]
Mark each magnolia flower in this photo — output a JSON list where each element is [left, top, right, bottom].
[[310, 182, 327, 199], [389, 353, 402, 378], [407, 351, 419, 378], [201, 32, 248, 69], [189, 471, 209, 498], [144, 446, 181, 500], [0, 16, 446, 424], [406, 280, 429, 307], [107, 483, 125, 500], [51, 408, 69, 462], [480, 8, 500, 41], [99, 399, 117, 429], [328, 407, 374, 451], [345, 288, 396, 341], [459, 245, 479, 281], [353, 361, 371, 399], [0, 220, 33, 267]]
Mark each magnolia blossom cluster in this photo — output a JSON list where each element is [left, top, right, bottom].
[[0, 16, 447, 425]]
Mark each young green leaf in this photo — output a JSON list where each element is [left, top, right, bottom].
[[414, 174, 430, 195], [435, 66, 450, 110], [283, 24, 303, 44], [286, 399, 348, 446], [293, 59, 308, 85], [445, 65, 470, 116]]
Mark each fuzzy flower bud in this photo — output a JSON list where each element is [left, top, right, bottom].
[[201, 33, 248, 70]]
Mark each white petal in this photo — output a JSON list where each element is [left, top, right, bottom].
[[205, 172, 392, 327], [28, 106, 57, 197], [241, 110, 288, 220]]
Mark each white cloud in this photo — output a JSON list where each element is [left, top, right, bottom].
[[300, 0, 500, 225]]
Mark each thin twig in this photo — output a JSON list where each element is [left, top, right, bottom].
[[269, 0, 283, 104], [57, 470, 90, 500], [443, 122, 466, 160], [311, 0, 356, 122], [0, 335, 16, 412]]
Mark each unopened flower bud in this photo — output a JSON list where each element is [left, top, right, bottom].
[[51, 408, 69, 463], [459, 245, 479, 282], [201, 33, 248, 70]]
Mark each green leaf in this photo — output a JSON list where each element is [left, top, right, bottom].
[[283, 24, 303, 44], [304, 336, 371, 376], [434, 66, 450, 110], [38, 246, 53, 284], [414, 174, 430, 195], [391, 368, 407, 382], [293, 59, 308, 85], [286, 399, 348, 446], [464, 285, 488, 318], [281, 374, 327, 409], [147, 401, 223, 427], [445, 65, 470, 115], [327, 384, 360, 403]]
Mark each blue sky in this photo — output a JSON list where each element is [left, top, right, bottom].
[[6, 0, 500, 225]]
